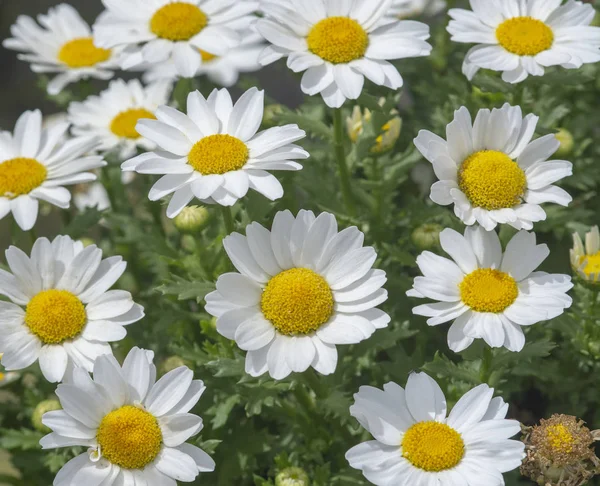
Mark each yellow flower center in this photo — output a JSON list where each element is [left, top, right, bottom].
[[579, 253, 600, 277], [459, 150, 527, 210], [96, 405, 162, 470], [496, 17, 554, 56], [58, 38, 112, 68], [110, 108, 156, 139], [188, 134, 249, 175], [25, 290, 87, 345], [307, 17, 369, 64], [402, 421, 465, 472], [150, 2, 208, 42], [460, 268, 519, 313], [0, 372, 5, 381], [261, 268, 334, 335], [546, 424, 575, 454], [199, 49, 218, 63], [0, 157, 48, 198]]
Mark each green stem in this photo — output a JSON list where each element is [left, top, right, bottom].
[[220, 206, 235, 234], [302, 368, 327, 400], [332, 108, 356, 217], [371, 155, 383, 245], [480, 346, 493, 384]]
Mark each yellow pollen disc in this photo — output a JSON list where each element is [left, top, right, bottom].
[[199, 49, 218, 62], [496, 17, 554, 56], [579, 253, 600, 277], [58, 38, 111, 68], [97, 405, 162, 470], [459, 150, 527, 210], [546, 424, 575, 454], [307, 17, 369, 64], [110, 108, 156, 139], [402, 421, 465, 472], [261, 268, 334, 335], [0, 158, 47, 198], [460, 268, 519, 313], [150, 2, 208, 42], [25, 290, 87, 345], [188, 134, 249, 175]]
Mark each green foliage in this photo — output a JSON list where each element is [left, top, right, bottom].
[[2, 2, 600, 486]]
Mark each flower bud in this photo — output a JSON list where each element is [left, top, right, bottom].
[[555, 128, 574, 157], [32, 399, 61, 433], [521, 414, 600, 486], [174, 206, 210, 233], [411, 223, 443, 250], [160, 356, 188, 375], [346, 102, 401, 153], [372, 117, 402, 154], [570, 226, 600, 285], [275, 467, 310, 486]]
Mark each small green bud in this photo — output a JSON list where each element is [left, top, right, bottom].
[[275, 467, 310, 486], [554, 128, 574, 157], [174, 206, 210, 233], [32, 399, 61, 433], [160, 356, 187, 375], [263, 104, 285, 128], [411, 223, 444, 250]]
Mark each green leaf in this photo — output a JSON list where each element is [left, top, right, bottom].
[[63, 208, 105, 239], [492, 340, 556, 369], [156, 276, 215, 302], [0, 429, 44, 450], [422, 352, 482, 385]]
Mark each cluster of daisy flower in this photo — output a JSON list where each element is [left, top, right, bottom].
[[0, 0, 599, 485]]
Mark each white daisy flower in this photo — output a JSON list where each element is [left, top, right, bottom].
[[346, 372, 525, 485], [0, 235, 144, 383], [40, 347, 215, 484], [0, 110, 105, 231], [448, 0, 600, 84], [74, 183, 111, 212], [414, 103, 573, 231], [122, 87, 308, 214], [407, 226, 573, 353], [257, 0, 432, 108], [571, 226, 600, 284], [68, 79, 172, 160], [93, 0, 259, 78], [143, 30, 266, 87], [3, 4, 120, 96], [205, 210, 390, 380], [390, 0, 446, 19]]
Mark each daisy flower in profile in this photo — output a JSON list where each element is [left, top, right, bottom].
[[94, 0, 259, 78], [144, 30, 265, 87], [390, 0, 446, 19], [122, 87, 308, 214], [68, 79, 172, 160], [0, 235, 144, 383], [448, 0, 600, 84], [571, 226, 600, 284], [0, 110, 105, 231], [40, 347, 215, 484], [346, 372, 525, 485], [74, 183, 111, 212], [407, 226, 573, 352], [414, 104, 573, 231], [3, 4, 119, 95], [205, 210, 390, 380], [257, 0, 432, 108]]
